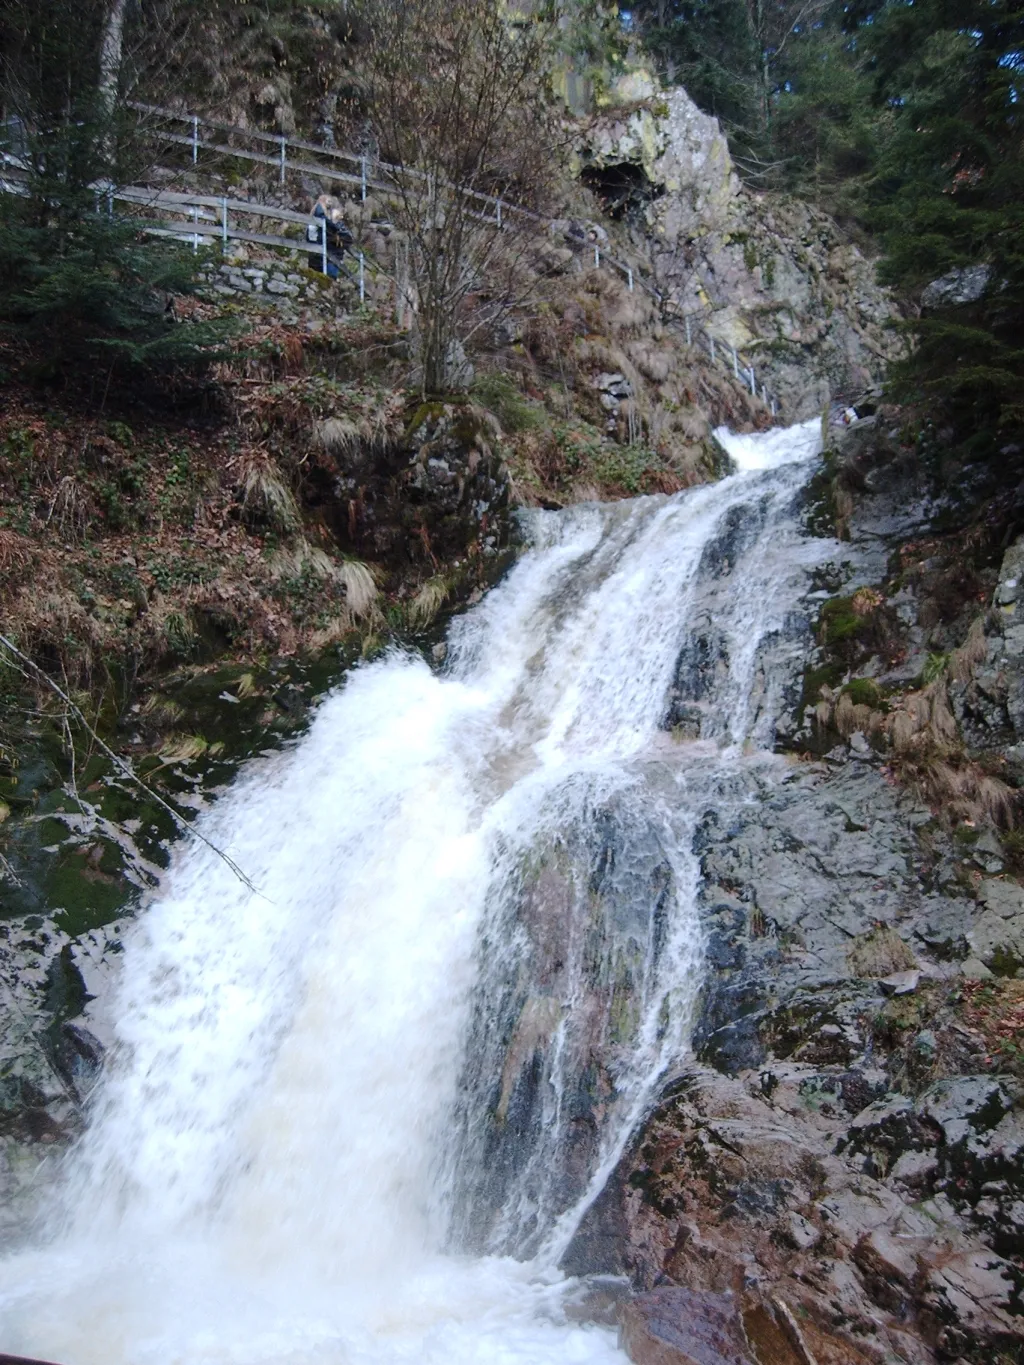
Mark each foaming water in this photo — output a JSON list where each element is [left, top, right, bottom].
[[715, 416, 821, 472], [0, 422, 822, 1365]]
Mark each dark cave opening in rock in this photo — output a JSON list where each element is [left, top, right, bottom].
[[579, 162, 663, 222]]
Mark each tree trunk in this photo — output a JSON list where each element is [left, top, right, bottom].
[[98, 0, 129, 120]]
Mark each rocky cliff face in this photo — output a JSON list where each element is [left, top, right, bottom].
[[564, 419, 1024, 1363], [576, 89, 902, 419]]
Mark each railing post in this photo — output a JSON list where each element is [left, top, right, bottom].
[[627, 267, 633, 292], [221, 197, 228, 246], [685, 315, 692, 346], [107, 191, 113, 218], [359, 251, 365, 304], [361, 155, 367, 202], [191, 204, 198, 253], [322, 221, 327, 276], [496, 198, 502, 228], [191, 116, 198, 165], [732, 346, 739, 378], [748, 366, 756, 395], [709, 336, 715, 364], [594, 246, 600, 268], [771, 397, 777, 417], [279, 136, 286, 186]]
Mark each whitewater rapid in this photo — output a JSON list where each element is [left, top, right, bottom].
[[0, 420, 822, 1365]]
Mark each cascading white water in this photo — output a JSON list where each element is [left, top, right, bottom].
[[0, 420, 822, 1365]]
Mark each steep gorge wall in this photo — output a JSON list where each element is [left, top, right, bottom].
[[565, 418, 1024, 1365], [576, 87, 902, 418]]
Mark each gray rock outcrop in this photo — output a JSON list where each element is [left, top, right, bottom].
[[576, 88, 903, 417]]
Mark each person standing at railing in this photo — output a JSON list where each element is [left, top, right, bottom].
[[307, 194, 354, 279]]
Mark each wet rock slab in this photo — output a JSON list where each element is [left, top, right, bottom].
[[575, 1060, 1024, 1363], [567, 750, 1024, 1362], [618, 1287, 753, 1365]]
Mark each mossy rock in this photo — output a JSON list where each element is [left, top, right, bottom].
[[819, 595, 863, 645], [405, 400, 451, 439], [842, 677, 887, 710]]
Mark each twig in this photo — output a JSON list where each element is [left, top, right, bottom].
[[59, 661, 88, 818], [0, 631, 266, 899], [0, 849, 23, 887]]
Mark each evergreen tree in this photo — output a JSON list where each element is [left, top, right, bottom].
[[865, 0, 1024, 457], [633, 0, 762, 140], [770, 20, 879, 220], [0, 0, 231, 386]]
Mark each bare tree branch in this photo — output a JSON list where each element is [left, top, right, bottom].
[[0, 632, 265, 899]]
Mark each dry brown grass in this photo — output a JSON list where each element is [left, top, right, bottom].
[[890, 748, 1016, 828], [316, 406, 403, 460], [238, 452, 300, 533], [336, 560, 379, 620], [848, 925, 917, 979], [814, 655, 1018, 829], [0, 530, 32, 575], [949, 614, 990, 684], [408, 575, 449, 628], [9, 584, 115, 684], [46, 475, 91, 545]]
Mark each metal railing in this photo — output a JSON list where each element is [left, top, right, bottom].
[[129, 102, 780, 413], [0, 102, 781, 414], [104, 183, 370, 301]]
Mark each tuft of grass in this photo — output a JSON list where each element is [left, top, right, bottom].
[[318, 415, 366, 459], [308, 614, 356, 651], [317, 404, 402, 460], [471, 372, 544, 434], [139, 694, 186, 727], [921, 652, 949, 685], [889, 747, 1016, 828], [46, 475, 90, 545], [239, 454, 299, 533], [160, 610, 198, 660], [158, 734, 208, 763], [270, 542, 378, 623], [949, 615, 989, 684], [270, 541, 338, 583], [336, 560, 378, 620], [842, 677, 886, 709], [409, 575, 449, 629]]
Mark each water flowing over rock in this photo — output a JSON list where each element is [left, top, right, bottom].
[[0, 420, 824, 1364], [576, 88, 902, 416], [2, 415, 1023, 1365]]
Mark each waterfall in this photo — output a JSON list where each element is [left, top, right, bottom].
[[0, 420, 823, 1365]]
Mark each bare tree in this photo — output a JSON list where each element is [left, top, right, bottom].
[[358, 0, 559, 395]]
